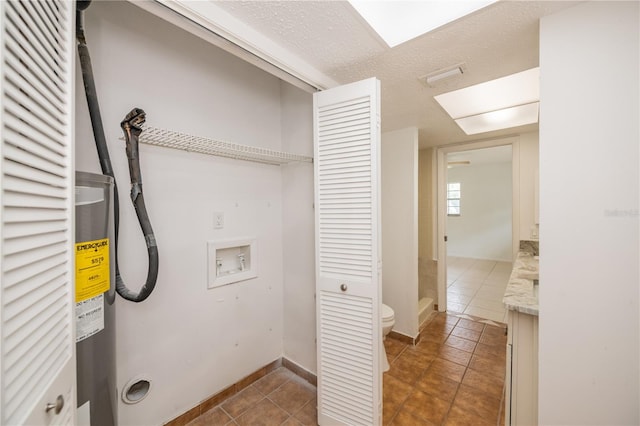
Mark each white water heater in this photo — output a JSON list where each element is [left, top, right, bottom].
[[75, 171, 117, 425]]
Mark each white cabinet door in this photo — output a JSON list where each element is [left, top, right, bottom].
[[314, 78, 382, 426], [506, 310, 539, 426], [0, 1, 76, 424]]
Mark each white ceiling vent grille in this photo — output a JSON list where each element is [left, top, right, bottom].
[[1, 0, 74, 423]]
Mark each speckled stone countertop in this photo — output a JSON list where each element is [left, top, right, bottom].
[[503, 249, 539, 316]]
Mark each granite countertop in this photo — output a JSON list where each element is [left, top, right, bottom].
[[503, 250, 539, 316]]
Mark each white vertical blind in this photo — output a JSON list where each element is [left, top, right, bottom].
[[1, 0, 74, 424], [314, 78, 381, 426]]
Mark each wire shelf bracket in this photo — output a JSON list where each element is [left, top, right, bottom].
[[137, 125, 313, 166]]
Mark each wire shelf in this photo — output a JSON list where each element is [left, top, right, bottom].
[[138, 125, 313, 166]]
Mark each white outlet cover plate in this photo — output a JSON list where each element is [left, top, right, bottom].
[[213, 212, 224, 229]]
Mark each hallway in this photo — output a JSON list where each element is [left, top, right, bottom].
[[446, 257, 511, 323]]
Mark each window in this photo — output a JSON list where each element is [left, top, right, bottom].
[[447, 182, 461, 215]]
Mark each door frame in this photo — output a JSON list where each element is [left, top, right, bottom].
[[436, 136, 520, 312]]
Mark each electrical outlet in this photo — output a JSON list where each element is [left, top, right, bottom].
[[530, 225, 539, 239], [213, 212, 224, 229]]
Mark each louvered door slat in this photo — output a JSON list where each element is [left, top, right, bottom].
[[319, 110, 371, 124], [5, 80, 66, 134], [1, 0, 75, 424], [41, 0, 62, 22], [4, 220, 67, 239], [33, 0, 60, 34], [4, 115, 66, 157], [3, 161, 67, 192], [4, 126, 67, 164], [5, 98, 65, 147], [3, 264, 66, 305], [3, 237, 67, 272], [4, 292, 66, 367], [4, 250, 67, 292], [3, 191, 68, 209], [319, 121, 370, 137], [3, 175, 67, 200], [4, 38, 66, 110], [4, 207, 67, 224], [318, 243, 371, 259], [6, 334, 66, 419], [24, 1, 64, 50], [318, 97, 370, 115], [319, 293, 374, 426], [20, 1, 63, 53], [315, 78, 381, 425], [318, 105, 370, 122], [5, 3, 65, 86]]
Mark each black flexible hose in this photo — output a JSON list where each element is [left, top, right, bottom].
[[118, 108, 159, 301], [76, 2, 158, 302]]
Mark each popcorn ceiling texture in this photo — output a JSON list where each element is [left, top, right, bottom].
[[215, 1, 576, 147]]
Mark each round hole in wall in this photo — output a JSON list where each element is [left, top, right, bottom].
[[122, 376, 151, 404]]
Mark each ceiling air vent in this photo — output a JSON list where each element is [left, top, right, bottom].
[[420, 63, 466, 87]]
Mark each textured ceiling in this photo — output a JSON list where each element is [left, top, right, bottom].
[[215, 1, 579, 148]]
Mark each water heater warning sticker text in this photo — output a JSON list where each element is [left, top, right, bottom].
[[75, 238, 110, 302], [76, 293, 104, 343]]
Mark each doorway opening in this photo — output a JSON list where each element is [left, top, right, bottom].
[[437, 139, 519, 324]]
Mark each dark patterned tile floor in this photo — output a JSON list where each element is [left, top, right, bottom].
[[187, 312, 506, 426]]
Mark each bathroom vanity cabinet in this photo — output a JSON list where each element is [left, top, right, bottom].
[[505, 309, 538, 425], [503, 247, 539, 425]]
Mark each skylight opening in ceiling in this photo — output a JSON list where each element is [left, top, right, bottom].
[[434, 67, 540, 135], [349, 0, 498, 48]]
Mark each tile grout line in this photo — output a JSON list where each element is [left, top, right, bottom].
[[386, 333, 443, 425], [215, 313, 504, 426], [440, 322, 484, 425], [385, 313, 506, 425], [220, 373, 300, 425], [265, 387, 314, 424]]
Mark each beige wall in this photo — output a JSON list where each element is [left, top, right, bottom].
[[418, 149, 437, 303], [518, 132, 539, 241]]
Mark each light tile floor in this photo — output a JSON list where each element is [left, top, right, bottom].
[[446, 257, 512, 323]]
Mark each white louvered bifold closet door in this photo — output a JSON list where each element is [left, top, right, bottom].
[[0, 1, 76, 425], [314, 78, 382, 426]]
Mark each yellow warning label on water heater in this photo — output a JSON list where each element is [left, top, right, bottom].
[[75, 238, 110, 302]]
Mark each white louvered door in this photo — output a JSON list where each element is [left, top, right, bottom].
[[0, 1, 76, 425], [314, 78, 382, 426]]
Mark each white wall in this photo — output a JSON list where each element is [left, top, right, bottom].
[[539, 2, 639, 424], [281, 85, 316, 373], [518, 132, 539, 241], [75, 2, 309, 424], [381, 128, 419, 338], [447, 162, 512, 261]]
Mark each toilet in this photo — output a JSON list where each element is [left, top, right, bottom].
[[381, 303, 395, 372]]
